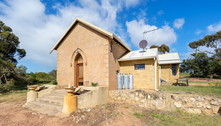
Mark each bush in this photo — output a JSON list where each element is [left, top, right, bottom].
[[91, 82, 98, 87], [0, 79, 14, 93], [53, 80, 57, 85], [0, 84, 13, 93]]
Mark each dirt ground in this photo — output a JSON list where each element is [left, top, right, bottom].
[[0, 101, 155, 126], [1, 101, 221, 126]]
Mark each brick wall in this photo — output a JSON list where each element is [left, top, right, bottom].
[[119, 59, 155, 90]]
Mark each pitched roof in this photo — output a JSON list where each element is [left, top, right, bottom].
[[118, 48, 158, 61], [158, 53, 181, 65], [50, 17, 131, 53]]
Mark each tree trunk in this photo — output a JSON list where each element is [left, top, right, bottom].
[[3, 74, 7, 84]]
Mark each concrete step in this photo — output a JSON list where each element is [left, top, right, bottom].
[[43, 94, 65, 100], [29, 101, 63, 112], [26, 106, 60, 116], [36, 97, 63, 106], [51, 91, 67, 95], [53, 89, 67, 93]]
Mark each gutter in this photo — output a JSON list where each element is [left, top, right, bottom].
[[118, 56, 156, 62]]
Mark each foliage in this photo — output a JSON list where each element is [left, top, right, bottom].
[[0, 20, 26, 85], [179, 72, 190, 77], [36, 72, 48, 80], [0, 21, 26, 63], [0, 21, 57, 92], [53, 80, 57, 85], [48, 70, 56, 79], [15, 65, 27, 77], [0, 79, 14, 93], [91, 82, 98, 87], [150, 44, 170, 54], [189, 31, 221, 50], [181, 31, 221, 78], [180, 53, 212, 77]]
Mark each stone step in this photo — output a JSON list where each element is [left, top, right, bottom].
[[53, 90, 67, 94], [26, 106, 60, 116], [43, 94, 65, 100], [29, 101, 63, 112], [36, 97, 63, 106], [42, 94, 66, 100], [53, 89, 67, 93]]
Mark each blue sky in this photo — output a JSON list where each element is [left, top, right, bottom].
[[0, 0, 221, 73]]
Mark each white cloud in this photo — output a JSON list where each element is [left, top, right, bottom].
[[195, 29, 203, 35], [0, 0, 141, 71], [126, 19, 177, 48], [151, 16, 157, 23], [157, 10, 164, 16], [173, 18, 185, 29], [123, 0, 141, 8], [136, 8, 148, 20], [207, 21, 221, 32], [170, 48, 177, 53]]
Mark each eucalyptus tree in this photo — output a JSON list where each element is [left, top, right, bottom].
[[0, 21, 26, 84], [150, 44, 170, 54]]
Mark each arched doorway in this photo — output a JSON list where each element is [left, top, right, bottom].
[[75, 54, 84, 87]]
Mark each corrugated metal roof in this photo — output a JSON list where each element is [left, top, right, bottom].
[[118, 48, 158, 61], [158, 53, 182, 65], [50, 17, 131, 53]]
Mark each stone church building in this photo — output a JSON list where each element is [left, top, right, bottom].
[[50, 17, 181, 90]]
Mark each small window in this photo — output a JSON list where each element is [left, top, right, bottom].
[[172, 64, 177, 76], [135, 64, 145, 70]]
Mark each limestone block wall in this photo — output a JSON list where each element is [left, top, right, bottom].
[[56, 22, 109, 86], [160, 64, 179, 83], [109, 90, 221, 116], [108, 40, 127, 90], [77, 86, 108, 109], [119, 59, 155, 90]]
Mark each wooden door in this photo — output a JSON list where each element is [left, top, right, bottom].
[[76, 55, 83, 87]]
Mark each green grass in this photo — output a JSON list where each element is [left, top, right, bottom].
[[133, 112, 144, 118], [0, 90, 27, 103], [132, 109, 221, 125], [179, 73, 190, 76], [189, 81, 221, 84], [160, 85, 221, 98], [149, 110, 221, 126]]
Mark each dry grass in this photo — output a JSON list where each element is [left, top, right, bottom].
[[0, 90, 27, 103]]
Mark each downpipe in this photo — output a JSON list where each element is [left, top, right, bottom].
[[154, 58, 158, 91]]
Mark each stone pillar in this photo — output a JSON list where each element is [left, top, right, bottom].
[[62, 88, 77, 114], [27, 89, 38, 103]]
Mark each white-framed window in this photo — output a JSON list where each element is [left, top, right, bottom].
[[135, 64, 145, 70], [172, 64, 177, 76]]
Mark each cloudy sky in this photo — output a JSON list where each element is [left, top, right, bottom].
[[0, 0, 221, 73]]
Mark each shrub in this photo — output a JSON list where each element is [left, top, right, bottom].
[[53, 80, 57, 85], [91, 82, 98, 87], [0, 79, 14, 93]]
